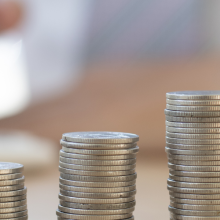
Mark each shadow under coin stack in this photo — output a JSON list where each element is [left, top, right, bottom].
[[56, 132, 139, 220], [165, 91, 220, 220], [0, 162, 28, 220]]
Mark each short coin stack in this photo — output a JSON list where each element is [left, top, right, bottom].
[[57, 131, 139, 220], [0, 162, 28, 220], [165, 91, 220, 220]]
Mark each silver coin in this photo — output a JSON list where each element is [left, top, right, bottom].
[[59, 183, 136, 193], [0, 177, 25, 186], [0, 163, 23, 175], [166, 137, 220, 145], [166, 121, 220, 128], [59, 150, 136, 160], [0, 173, 23, 181], [59, 177, 136, 188], [166, 132, 220, 139], [57, 217, 134, 220], [170, 213, 220, 219], [0, 210, 27, 218], [0, 205, 27, 213], [0, 184, 24, 192], [62, 146, 139, 155], [168, 185, 220, 194], [166, 99, 220, 106], [168, 179, 220, 188], [169, 169, 220, 178], [170, 201, 220, 211], [169, 205, 220, 216], [170, 191, 220, 200], [58, 205, 134, 215], [166, 116, 220, 123], [0, 187, 27, 197], [59, 156, 136, 166], [170, 196, 220, 205], [59, 166, 136, 177], [166, 126, 220, 134], [62, 132, 139, 144], [59, 199, 136, 210], [166, 104, 220, 112], [167, 153, 220, 161], [59, 193, 135, 204], [0, 200, 26, 208], [59, 161, 136, 171], [60, 139, 137, 149], [169, 174, 220, 183], [166, 147, 220, 155], [166, 91, 220, 100], [60, 189, 136, 199], [56, 209, 133, 219], [166, 143, 220, 151], [168, 159, 220, 166], [0, 195, 26, 203], [60, 172, 137, 182], [164, 109, 220, 117], [0, 217, 28, 220]]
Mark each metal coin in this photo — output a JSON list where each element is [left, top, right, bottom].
[[169, 174, 220, 183], [166, 104, 220, 112], [0, 217, 28, 220], [170, 212, 220, 219], [164, 109, 220, 117], [169, 170, 220, 178], [59, 199, 136, 210], [56, 209, 133, 219], [0, 177, 25, 186], [60, 189, 136, 198], [0, 187, 27, 197], [167, 153, 220, 161], [0, 200, 26, 208], [168, 179, 220, 188], [0, 204, 27, 213], [59, 167, 136, 177], [59, 161, 136, 171], [166, 91, 220, 100], [166, 121, 220, 128], [166, 126, 220, 134], [166, 99, 220, 106], [0, 173, 23, 181], [60, 139, 137, 149], [59, 156, 136, 166], [0, 210, 27, 218], [60, 173, 137, 182], [58, 205, 134, 215], [62, 146, 139, 155], [166, 143, 220, 151], [166, 132, 220, 139], [59, 177, 136, 188], [62, 132, 139, 144], [59, 194, 135, 204], [59, 183, 136, 193], [0, 195, 26, 203], [57, 217, 134, 220], [166, 147, 220, 155], [59, 150, 136, 160], [168, 159, 220, 166], [0, 184, 24, 192], [0, 163, 23, 175], [166, 116, 220, 123], [169, 205, 220, 216], [166, 137, 220, 145]]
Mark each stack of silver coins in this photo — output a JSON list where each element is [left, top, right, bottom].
[[56, 131, 139, 220], [165, 91, 220, 220], [0, 162, 28, 220]]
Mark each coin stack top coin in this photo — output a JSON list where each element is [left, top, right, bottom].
[[57, 131, 139, 220], [165, 91, 220, 220], [0, 162, 28, 220]]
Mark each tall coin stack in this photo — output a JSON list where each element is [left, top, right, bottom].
[[0, 162, 28, 220], [56, 131, 139, 220], [165, 91, 220, 220]]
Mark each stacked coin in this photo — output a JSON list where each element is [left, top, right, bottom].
[[0, 162, 28, 220], [57, 131, 139, 220], [165, 91, 220, 220]]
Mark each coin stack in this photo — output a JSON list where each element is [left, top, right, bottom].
[[56, 131, 139, 220], [0, 162, 28, 220], [165, 91, 220, 220]]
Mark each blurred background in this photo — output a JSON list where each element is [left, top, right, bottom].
[[1, 0, 220, 219]]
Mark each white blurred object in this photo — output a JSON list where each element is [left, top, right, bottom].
[[0, 34, 30, 119], [0, 131, 58, 171]]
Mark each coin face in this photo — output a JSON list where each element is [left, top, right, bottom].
[[0, 163, 23, 174], [62, 132, 139, 144]]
